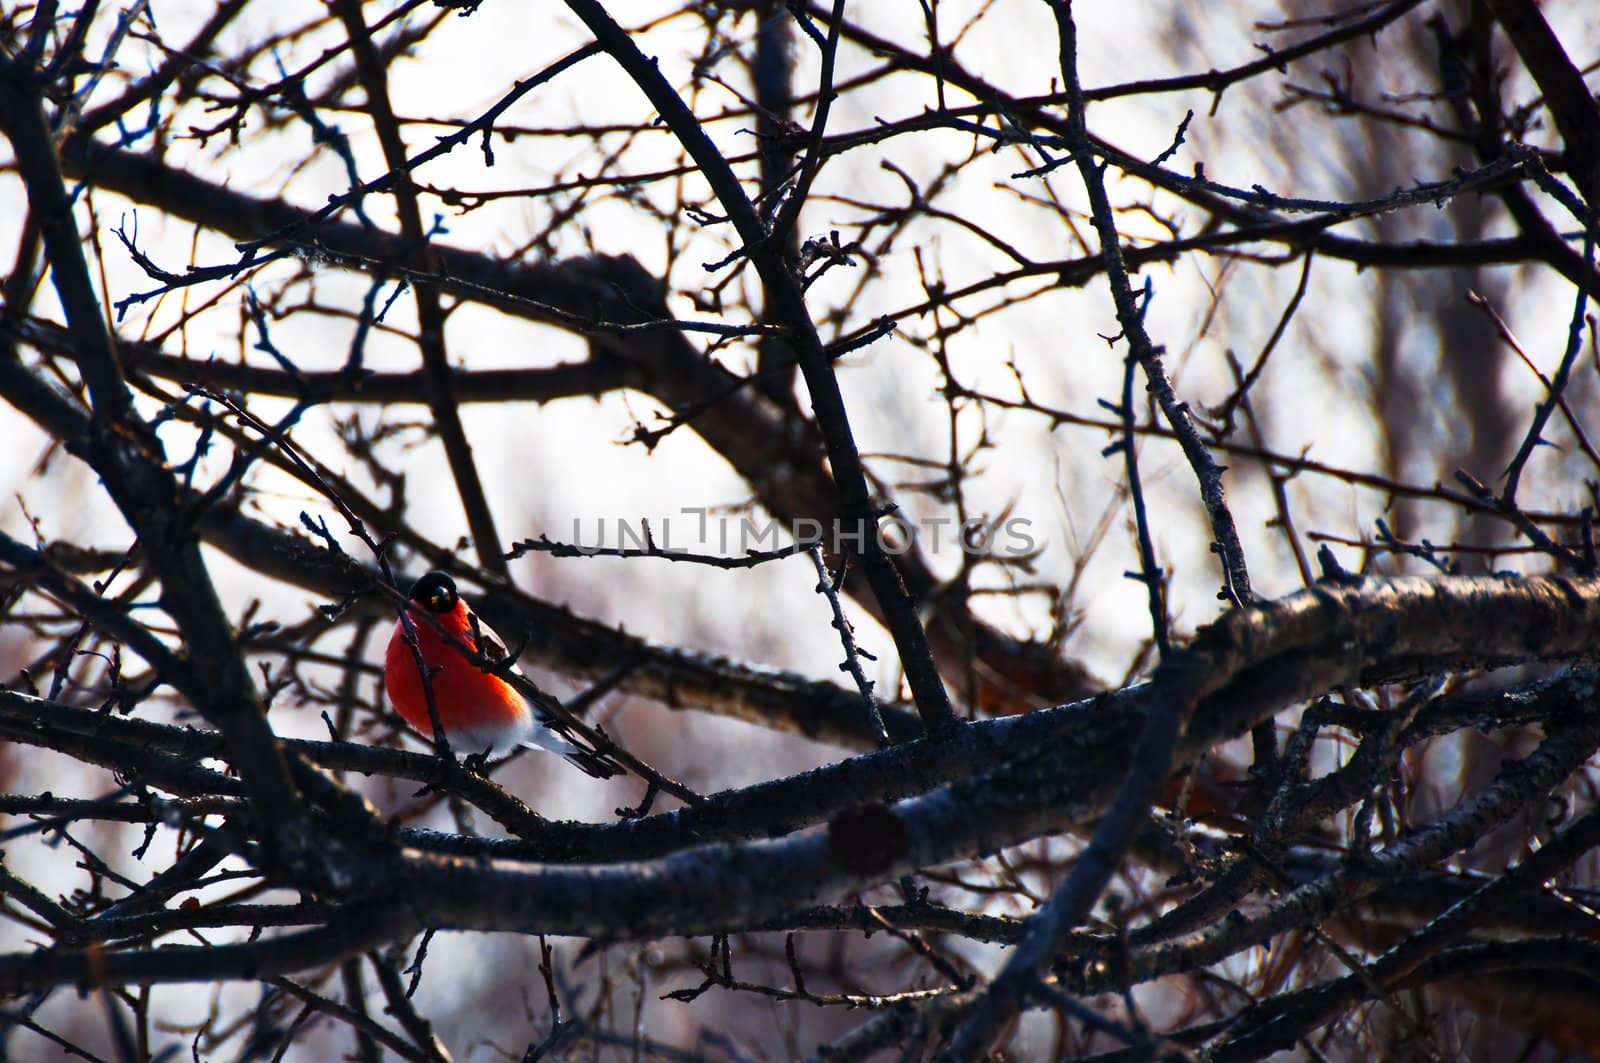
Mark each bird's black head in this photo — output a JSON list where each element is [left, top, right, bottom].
[[408, 571, 459, 614]]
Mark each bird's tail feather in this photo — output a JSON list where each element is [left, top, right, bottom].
[[526, 717, 624, 779], [562, 747, 625, 779]]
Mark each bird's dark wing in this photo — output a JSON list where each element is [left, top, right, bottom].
[[467, 611, 510, 663], [470, 610, 624, 779]]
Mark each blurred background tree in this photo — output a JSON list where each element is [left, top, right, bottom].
[[2, 0, 1598, 1059]]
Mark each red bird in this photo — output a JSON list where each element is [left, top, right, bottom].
[[383, 571, 620, 778]]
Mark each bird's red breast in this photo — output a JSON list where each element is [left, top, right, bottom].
[[383, 599, 529, 741]]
